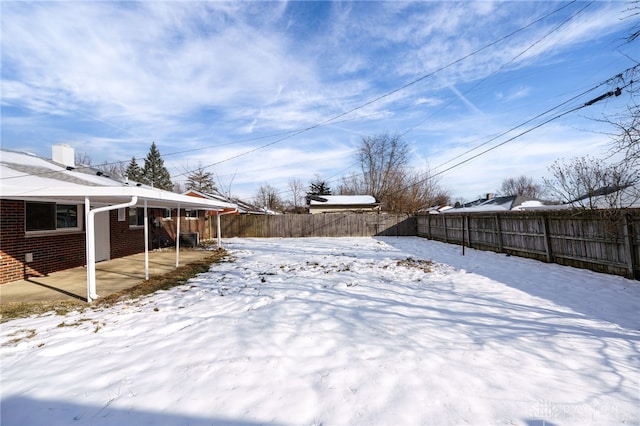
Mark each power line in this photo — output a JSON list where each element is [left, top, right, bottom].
[[399, 0, 594, 140], [170, 1, 581, 178], [401, 72, 637, 194], [0, 1, 593, 185]]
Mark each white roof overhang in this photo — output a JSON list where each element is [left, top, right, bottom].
[[1, 185, 236, 210]]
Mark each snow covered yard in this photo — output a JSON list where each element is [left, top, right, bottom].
[[1, 237, 638, 426]]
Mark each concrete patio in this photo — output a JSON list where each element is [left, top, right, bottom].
[[0, 248, 218, 304]]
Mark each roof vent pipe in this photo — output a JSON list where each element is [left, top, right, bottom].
[[52, 144, 75, 168]]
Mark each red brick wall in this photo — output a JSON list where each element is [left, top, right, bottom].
[[0, 202, 181, 285], [109, 209, 146, 258], [0, 200, 86, 284]]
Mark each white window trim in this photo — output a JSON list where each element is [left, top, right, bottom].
[[25, 202, 84, 235], [128, 207, 145, 228], [184, 209, 199, 220]]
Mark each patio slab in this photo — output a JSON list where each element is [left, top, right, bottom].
[[0, 249, 217, 304]]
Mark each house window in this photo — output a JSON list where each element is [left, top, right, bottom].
[[185, 209, 198, 220], [26, 202, 81, 232], [129, 207, 145, 227], [163, 208, 172, 220]]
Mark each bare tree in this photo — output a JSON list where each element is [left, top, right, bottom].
[[357, 132, 410, 202], [497, 175, 545, 198], [254, 184, 284, 212], [543, 155, 639, 209], [623, 0, 640, 43], [338, 172, 366, 195], [216, 170, 237, 199], [75, 151, 93, 166], [287, 178, 306, 210], [342, 133, 448, 213], [74, 151, 125, 179], [96, 160, 126, 179], [604, 105, 640, 169]]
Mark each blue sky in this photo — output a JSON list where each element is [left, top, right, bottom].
[[2, 1, 638, 203]]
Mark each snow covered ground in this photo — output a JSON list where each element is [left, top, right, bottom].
[[1, 237, 639, 426]]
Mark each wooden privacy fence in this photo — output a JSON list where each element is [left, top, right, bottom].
[[215, 213, 416, 238], [417, 209, 640, 279]]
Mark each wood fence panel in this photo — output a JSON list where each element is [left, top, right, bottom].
[[417, 209, 640, 280], [468, 215, 499, 251], [215, 210, 639, 279], [547, 215, 629, 274], [630, 214, 640, 278], [216, 213, 415, 239], [499, 215, 548, 259]]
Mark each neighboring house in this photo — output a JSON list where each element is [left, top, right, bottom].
[[183, 189, 264, 215], [566, 184, 640, 210], [0, 144, 235, 300], [421, 205, 454, 214], [183, 189, 282, 241], [308, 195, 380, 214], [445, 194, 547, 213]]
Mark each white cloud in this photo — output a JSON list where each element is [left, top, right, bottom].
[[2, 1, 635, 202]]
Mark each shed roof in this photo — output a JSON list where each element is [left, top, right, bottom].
[[309, 195, 378, 206]]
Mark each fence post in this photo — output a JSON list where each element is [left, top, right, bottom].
[[494, 214, 503, 253], [465, 215, 471, 249], [541, 214, 553, 263], [443, 216, 448, 243], [623, 213, 637, 279], [462, 215, 466, 255]]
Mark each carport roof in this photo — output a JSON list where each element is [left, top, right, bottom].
[[0, 149, 236, 210]]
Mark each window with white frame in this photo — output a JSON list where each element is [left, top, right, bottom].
[[162, 208, 172, 220], [184, 209, 198, 220], [129, 207, 145, 227], [25, 202, 82, 233]]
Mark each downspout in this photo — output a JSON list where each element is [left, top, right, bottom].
[[86, 196, 138, 302], [216, 208, 238, 248], [175, 203, 181, 267], [144, 200, 149, 280], [85, 197, 91, 288]]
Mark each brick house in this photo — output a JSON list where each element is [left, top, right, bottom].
[[0, 145, 235, 301]]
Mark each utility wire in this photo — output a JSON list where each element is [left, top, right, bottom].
[[400, 77, 636, 194], [170, 0, 581, 178], [431, 78, 610, 173], [216, 65, 639, 205], [0, 0, 587, 183], [400, 0, 594, 140]]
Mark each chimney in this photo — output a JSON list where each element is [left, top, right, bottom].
[[52, 144, 75, 168], [486, 193, 493, 200]]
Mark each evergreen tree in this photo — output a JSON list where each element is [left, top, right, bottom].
[[308, 175, 332, 196], [306, 175, 332, 204], [125, 157, 143, 182], [185, 163, 217, 193], [141, 142, 173, 190]]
